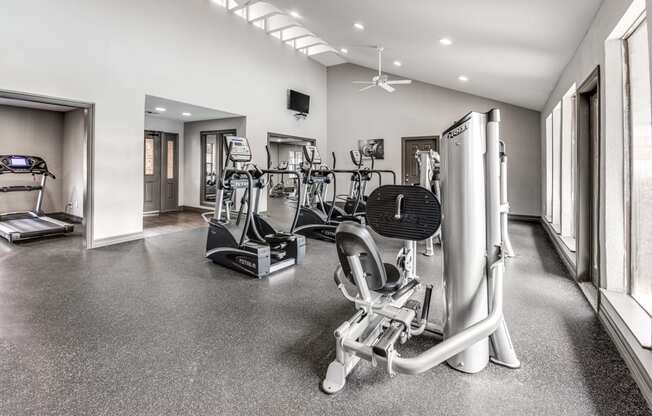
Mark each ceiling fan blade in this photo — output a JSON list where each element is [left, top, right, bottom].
[[352, 81, 374, 84], [379, 83, 395, 93], [386, 79, 412, 85], [359, 85, 376, 92]]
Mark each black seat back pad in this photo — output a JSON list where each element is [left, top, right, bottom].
[[366, 185, 441, 241], [335, 222, 387, 291]]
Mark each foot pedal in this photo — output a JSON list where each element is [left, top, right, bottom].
[[270, 249, 287, 260], [404, 299, 422, 317]]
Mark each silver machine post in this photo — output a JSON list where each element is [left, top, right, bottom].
[[416, 150, 441, 256], [35, 174, 47, 215], [442, 109, 520, 372]]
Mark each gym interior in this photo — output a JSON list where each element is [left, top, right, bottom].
[[1, 1, 652, 415]]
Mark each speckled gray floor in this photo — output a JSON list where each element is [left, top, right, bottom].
[[0, 218, 650, 415]]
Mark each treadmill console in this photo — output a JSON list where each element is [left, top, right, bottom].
[[350, 150, 363, 167], [225, 137, 253, 162], [303, 145, 322, 165], [0, 155, 50, 175]]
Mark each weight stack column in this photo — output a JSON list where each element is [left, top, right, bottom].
[[441, 111, 490, 373]]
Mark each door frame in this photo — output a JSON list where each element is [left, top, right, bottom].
[[400, 136, 439, 185], [575, 65, 601, 288], [200, 129, 237, 207], [0, 89, 95, 249]]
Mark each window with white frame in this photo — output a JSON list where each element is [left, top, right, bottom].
[[561, 86, 577, 250], [625, 17, 652, 315], [545, 115, 553, 221], [552, 103, 562, 232], [545, 91, 578, 252]]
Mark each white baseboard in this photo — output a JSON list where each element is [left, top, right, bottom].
[[92, 231, 144, 248]]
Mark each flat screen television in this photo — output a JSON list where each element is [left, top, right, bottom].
[[287, 89, 310, 114]]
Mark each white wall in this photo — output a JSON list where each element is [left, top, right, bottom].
[[145, 115, 185, 207], [327, 64, 542, 216], [0, 0, 327, 243], [62, 109, 85, 218], [183, 117, 246, 208], [0, 105, 64, 213]]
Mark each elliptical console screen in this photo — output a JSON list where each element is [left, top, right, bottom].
[[225, 137, 252, 162], [350, 150, 362, 166], [9, 157, 29, 168], [303, 145, 321, 164]]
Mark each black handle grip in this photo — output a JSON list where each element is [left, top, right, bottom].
[[421, 284, 433, 321]]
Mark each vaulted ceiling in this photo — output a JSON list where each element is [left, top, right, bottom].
[[258, 0, 604, 110]]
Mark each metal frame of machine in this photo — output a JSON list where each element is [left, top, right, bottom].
[[0, 155, 74, 243], [322, 109, 520, 394], [205, 137, 305, 278]]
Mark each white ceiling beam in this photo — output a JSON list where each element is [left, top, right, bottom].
[[308, 45, 338, 56], [267, 23, 300, 34], [228, 0, 261, 13], [282, 33, 314, 43], [249, 11, 283, 23], [299, 41, 327, 50]]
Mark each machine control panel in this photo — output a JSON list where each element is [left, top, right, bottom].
[[350, 150, 363, 167], [225, 137, 253, 162], [0, 155, 50, 175], [303, 145, 322, 165]]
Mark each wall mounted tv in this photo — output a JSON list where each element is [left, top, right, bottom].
[[287, 89, 310, 115]]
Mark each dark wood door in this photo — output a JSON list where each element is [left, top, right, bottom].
[[161, 133, 179, 212], [144, 132, 161, 213], [401, 136, 438, 185]]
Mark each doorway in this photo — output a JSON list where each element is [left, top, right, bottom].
[[143, 130, 179, 214], [200, 129, 236, 207], [0, 90, 94, 248], [576, 67, 600, 288], [266, 133, 316, 219], [401, 136, 438, 185]]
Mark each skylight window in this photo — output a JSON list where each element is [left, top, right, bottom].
[[212, 0, 337, 59]]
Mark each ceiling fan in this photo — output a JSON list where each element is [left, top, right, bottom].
[[353, 46, 412, 93]]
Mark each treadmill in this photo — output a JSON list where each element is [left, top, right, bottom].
[[0, 155, 74, 243]]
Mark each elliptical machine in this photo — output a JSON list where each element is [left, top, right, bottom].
[[322, 109, 520, 393], [291, 145, 340, 242], [343, 145, 397, 218], [205, 136, 305, 278]]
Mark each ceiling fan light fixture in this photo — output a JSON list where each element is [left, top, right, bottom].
[[393, 60, 402, 67], [440, 37, 453, 46], [289, 10, 301, 19], [353, 22, 365, 30], [458, 75, 469, 82]]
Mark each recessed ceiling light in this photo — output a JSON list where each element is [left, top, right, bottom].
[[182, 112, 192, 117], [353, 22, 365, 30], [458, 75, 469, 82], [155, 107, 166, 112], [440, 38, 453, 46], [340, 48, 348, 54], [393, 60, 402, 67], [289, 10, 301, 18]]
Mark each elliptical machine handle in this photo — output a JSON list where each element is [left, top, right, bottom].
[[266, 145, 272, 170], [331, 152, 337, 170]]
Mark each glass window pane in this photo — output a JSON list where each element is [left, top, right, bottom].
[[628, 20, 652, 314], [167, 140, 174, 179], [545, 115, 553, 221], [145, 138, 154, 175], [552, 103, 562, 233]]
